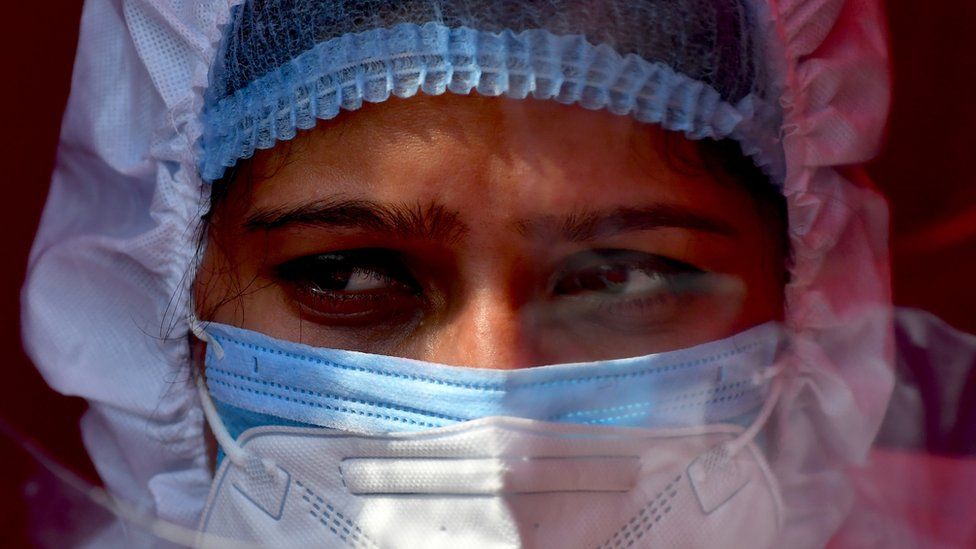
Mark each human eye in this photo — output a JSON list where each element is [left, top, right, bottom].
[[548, 249, 710, 326], [273, 248, 423, 325]]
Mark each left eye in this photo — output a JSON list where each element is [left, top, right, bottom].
[[551, 250, 702, 298], [554, 263, 669, 296]]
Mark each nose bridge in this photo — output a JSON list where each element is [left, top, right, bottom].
[[428, 284, 533, 370]]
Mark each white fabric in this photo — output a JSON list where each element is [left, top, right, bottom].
[[197, 417, 782, 548], [21, 0, 233, 541], [22, 0, 893, 546]]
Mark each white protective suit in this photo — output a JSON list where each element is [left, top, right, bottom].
[[21, 0, 902, 546]]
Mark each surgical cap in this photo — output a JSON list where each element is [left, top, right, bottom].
[[22, 0, 893, 546], [199, 0, 781, 181]]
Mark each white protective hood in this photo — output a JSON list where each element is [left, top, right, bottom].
[[21, 0, 893, 546]]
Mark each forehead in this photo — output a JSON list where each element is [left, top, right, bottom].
[[237, 94, 749, 221]]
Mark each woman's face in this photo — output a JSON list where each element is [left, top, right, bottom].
[[196, 94, 784, 368]]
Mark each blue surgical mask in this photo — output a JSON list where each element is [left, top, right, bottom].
[[201, 321, 783, 444]]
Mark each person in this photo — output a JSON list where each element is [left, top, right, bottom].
[[22, 0, 926, 547]]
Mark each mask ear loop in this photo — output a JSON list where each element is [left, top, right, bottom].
[[189, 313, 277, 478], [188, 313, 224, 360], [725, 364, 785, 456], [196, 370, 280, 479]]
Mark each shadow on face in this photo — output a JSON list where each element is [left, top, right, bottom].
[[195, 93, 786, 368]]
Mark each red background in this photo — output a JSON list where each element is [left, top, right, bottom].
[[2, 1, 975, 545]]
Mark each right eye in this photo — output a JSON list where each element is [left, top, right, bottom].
[[274, 249, 423, 325]]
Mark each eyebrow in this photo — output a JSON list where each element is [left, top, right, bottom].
[[243, 198, 470, 243], [243, 199, 735, 243], [514, 205, 737, 242]]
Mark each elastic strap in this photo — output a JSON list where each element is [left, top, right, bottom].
[[196, 368, 277, 477], [188, 313, 225, 360], [727, 365, 784, 456]]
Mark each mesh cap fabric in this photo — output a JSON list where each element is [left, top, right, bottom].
[[199, 0, 782, 182]]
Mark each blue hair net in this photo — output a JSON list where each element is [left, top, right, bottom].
[[199, 0, 783, 182]]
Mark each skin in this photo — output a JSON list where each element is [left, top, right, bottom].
[[194, 93, 785, 369]]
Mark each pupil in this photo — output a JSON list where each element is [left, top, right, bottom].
[[580, 265, 630, 293], [602, 265, 630, 285], [315, 262, 352, 291]]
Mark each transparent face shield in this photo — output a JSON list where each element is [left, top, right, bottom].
[[183, 88, 791, 546], [13, 0, 976, 548], [8, 370, 976, 549]]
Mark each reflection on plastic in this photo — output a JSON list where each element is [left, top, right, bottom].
[[4, 399, 976, 547], [0, 417, 254, 548]]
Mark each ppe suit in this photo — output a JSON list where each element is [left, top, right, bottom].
[[19, 0, 940, 547]]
